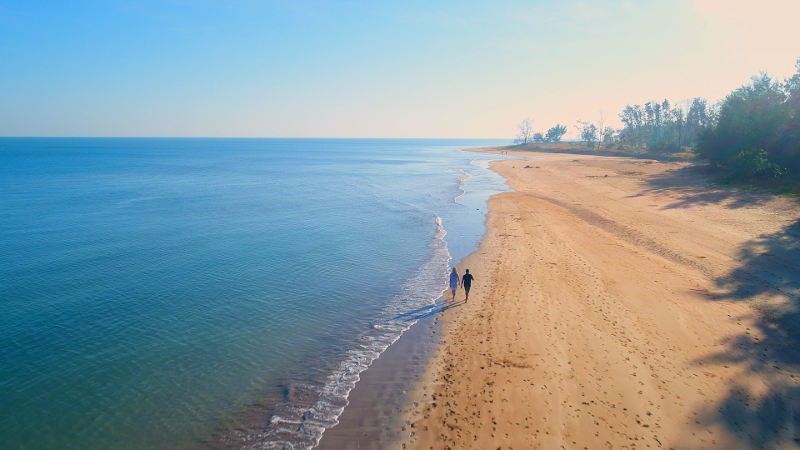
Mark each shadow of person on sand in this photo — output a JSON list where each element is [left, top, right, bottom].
[[638, 165, 774, 210], [405, 300, 465, 322], [389, 299, 465, 323], [691, 218, 800, 447]]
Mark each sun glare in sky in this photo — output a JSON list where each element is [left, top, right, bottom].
[[0, 0, 798, 137]]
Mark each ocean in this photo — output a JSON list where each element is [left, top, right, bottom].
[[0, 138, 512, 450]]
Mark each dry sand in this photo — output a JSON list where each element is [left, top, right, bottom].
[[395, 151, 800, 450]]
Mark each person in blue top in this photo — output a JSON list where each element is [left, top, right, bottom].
[[461, 269, 475, 302], [449, 267, 460, 300]]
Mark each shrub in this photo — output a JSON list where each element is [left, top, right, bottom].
[[649, 140, 680, 154], [725, 148, 785, 181]]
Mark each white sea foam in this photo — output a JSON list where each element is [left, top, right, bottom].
[[454, 166, 473, 202], [244, 217, 452, 450]]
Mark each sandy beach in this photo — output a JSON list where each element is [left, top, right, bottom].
[[395, 150, 800, 450]]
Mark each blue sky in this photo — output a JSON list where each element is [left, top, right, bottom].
[[1, 0, 798, 137]]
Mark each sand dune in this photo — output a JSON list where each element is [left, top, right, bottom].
[[396, 151, 800, 450]]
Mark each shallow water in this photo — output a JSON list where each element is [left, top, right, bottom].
[[0, 138, 511, 450]]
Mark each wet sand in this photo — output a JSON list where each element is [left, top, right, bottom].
[[396, 150, 800, 449], [315, 308, 443, 450]]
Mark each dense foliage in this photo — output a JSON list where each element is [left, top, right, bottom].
[[613, 57, 799, 182], [618, 97, 710, 152], [545, 124, 568, 142], [533, 124, 568, 143], [697, 60, 800, 179]]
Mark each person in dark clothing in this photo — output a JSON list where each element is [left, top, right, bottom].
[[460, 269, 475, 302]]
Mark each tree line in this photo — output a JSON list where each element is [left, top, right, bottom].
[[697, 62, 800, 181], [515, 57, 800, 183], [514, 118, 567, 144], [566, 98, 713, 152]]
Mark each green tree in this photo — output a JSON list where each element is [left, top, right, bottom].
[[619, 104, 644, 147], [776, 58, 800, 171], [602, 127, 617, 147], [685, 98, 709, 147], [544, 124, 567, 142], [698, 73, 788, 168], [575, 121, 598, 147]]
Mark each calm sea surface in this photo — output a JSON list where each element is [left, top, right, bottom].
[[0, 138, 511, 449]]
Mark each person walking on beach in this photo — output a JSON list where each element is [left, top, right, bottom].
[[449, 268, 460, 300], [461, 269, 475, 302]]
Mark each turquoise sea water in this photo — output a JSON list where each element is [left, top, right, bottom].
[[0, 138, 511, 450]]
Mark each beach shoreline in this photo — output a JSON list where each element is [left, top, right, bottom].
[[195, 144, 512, 450], [314, 156, 512, 450], [393, 148, 800, 449], [314, 307, 442, 450]]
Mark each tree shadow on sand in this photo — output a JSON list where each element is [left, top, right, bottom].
[[693, 218, 800, 448], [639, 165, 775, 210]]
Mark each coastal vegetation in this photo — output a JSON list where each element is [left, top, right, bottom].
[[514, 57, 800, 189], [531, 124, 568, 143]]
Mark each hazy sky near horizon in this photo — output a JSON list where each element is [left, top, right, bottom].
[[1, 0, 799, 138]]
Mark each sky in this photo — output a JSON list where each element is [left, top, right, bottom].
[[0, 0, 798, 138]]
